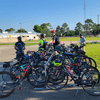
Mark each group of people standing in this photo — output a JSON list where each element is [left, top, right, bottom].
[[14, 29, 86, 59]]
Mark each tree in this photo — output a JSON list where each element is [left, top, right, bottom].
[[10, 28, 15, 32], [33, 25, 43, 33], [5, 29, 10, 32], [0, 29, 2, 33], [60, 28, 65, 36], [92, 24, 100, 36], [61, 23, 69, 36], [56, 25, 61, 36], [62, 23, 68, 30], [40, 23, 52, 36], [5, 28, 15, 33], [65, 27, 70, 36], [85, 19, 94, 32], [75, 30, 80, 35], [16, 28, 27, 33], [75, 22, 83, 35], [69, 30, 75, 36]]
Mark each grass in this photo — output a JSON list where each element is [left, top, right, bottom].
[[0, 43, 38, 46], [25, 36, 100, 42], [85, 44, 100, 71]]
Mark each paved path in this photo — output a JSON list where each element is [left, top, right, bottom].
[[0, 41, 100, 100]]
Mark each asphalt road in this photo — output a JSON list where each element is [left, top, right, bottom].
[[0, 41, 100, 100]]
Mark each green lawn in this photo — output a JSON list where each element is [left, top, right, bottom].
[[25, 36, 100, 42], [85, 44, 100, 70], [0, 43, 38, 46]]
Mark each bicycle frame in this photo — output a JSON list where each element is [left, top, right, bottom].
[[44, 52, 54, 77]]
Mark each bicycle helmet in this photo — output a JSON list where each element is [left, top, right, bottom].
[[80, 34, 83, 36], [53, 55, 62, 66], [17, 36, 22, 40], [40, 33, 44, 38]]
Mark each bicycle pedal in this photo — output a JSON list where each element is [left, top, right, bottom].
[[18, 87, 22, 90]]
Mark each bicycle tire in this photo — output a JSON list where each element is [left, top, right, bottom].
[[82, 67, 100, 96], [0, 71, 16, 98], [46, 68, 68, 90], [27, 66, 45, 88], [88, 57, 97, 68]]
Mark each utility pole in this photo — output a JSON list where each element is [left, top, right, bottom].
[[84, 0, 86, 38], [97, 15, 99, 25], [19, 23, 22, 33], [84, 0, 86, 24]]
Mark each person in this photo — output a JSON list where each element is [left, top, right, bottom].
[[80, 34, 86, 51], [39, 33, 46, 51], [15, 36, 26, 60], [51, 29, 60, 49]]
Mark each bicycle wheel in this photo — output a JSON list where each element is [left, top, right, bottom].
[[46, 68, 68, 90], [82, 68, 100, 96], [27, 66, 45, 88], [89, 57, 97, 68], [0, 71, 16, 98], [82, 56, 92, 67], [2, 63, 19, 81]]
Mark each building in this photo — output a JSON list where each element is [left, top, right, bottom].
[[0, 32, 40, 40], [0, 32, 41, 43]]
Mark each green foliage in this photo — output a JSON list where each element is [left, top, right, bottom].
[[0, 29, 2, 33], [75, 22, 83, 34], [2, 19, 100, 36], [40, 23, 52, 37], [85, 19, 94, 32], [56, 25, 61, 36], [69, 30, 75, 36], [75, 30, 80, 35], [33, 25, 43, 33], [16, 28, 27, 33], [5, 28, 15, 33], [92, 24, 100, 36], [56, 23, 69, 37], [62, 23, 68, 30]]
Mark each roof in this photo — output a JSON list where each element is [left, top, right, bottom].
[[0, 32, 41, 38]]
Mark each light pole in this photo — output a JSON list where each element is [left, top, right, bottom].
[[19, 23, 22, 33], [84, 0, 86, 38]]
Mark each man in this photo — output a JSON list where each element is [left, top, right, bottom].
[[51, 29, 60, 49], [80, 34, 86, 51], [39, 33, 46, 50], [15, 36, 26, 59]]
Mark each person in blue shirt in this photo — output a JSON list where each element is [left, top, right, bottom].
[[80, 34, 86, 51]]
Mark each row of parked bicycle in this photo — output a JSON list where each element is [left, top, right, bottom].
[[0, 43, 100, 98]]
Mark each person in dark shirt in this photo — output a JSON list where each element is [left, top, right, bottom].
[[51, 29, 60, 49], [15, 36, 26, 59]]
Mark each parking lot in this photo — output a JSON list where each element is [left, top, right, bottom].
[[0, 43, 100, 100]]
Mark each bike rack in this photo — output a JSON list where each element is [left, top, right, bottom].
[[74, 85, 81, 97], [34, 86, 50, 90], [67, 83, 81, 97]]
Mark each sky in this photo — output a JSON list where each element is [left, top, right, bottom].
[[0, 0, 100, 32]]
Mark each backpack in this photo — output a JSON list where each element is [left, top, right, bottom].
[[42, 39, 47, 49], [17, 42, 23, 51]]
